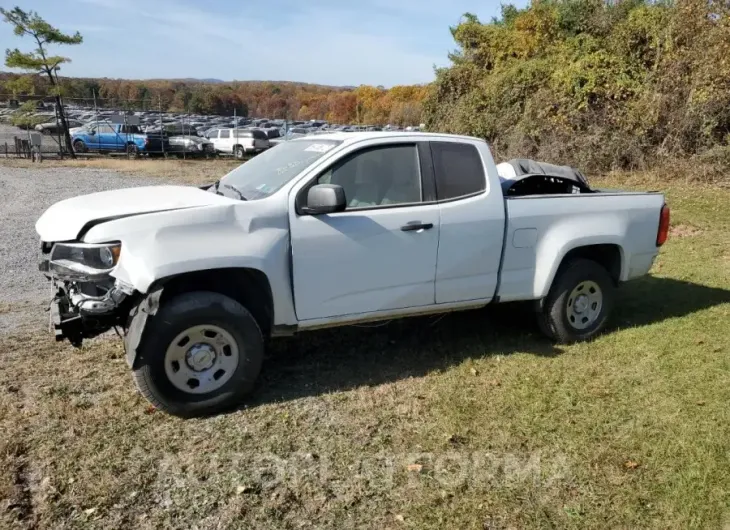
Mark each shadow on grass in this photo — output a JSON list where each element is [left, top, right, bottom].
[[612, 276, 730, 329], [251, 276, 730, 407]]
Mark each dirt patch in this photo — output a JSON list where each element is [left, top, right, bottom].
[[4, 441, 34, 526], [670, 224, 704, 238]]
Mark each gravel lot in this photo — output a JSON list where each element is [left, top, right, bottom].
[[0, 165, 166, 333]]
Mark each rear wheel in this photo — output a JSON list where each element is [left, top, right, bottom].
[[234, 145, 245, 160], [130, 291, 264, 418], [126, 143, 139, 159], [537, 258, 614, 343]]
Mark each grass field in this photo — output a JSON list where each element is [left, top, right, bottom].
[[1, 162, 729, 529]]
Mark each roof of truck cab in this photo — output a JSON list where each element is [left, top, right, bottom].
[[289, 131, 484, 144]]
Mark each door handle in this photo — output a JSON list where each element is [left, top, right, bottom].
[[401, 221, 434, 232]]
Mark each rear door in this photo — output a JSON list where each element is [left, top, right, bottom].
[[290, 142, 441, 321], [431, 141, 505, 303], [96, 123, 116, 150]]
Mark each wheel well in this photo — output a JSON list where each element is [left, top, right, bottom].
[[559, 244, 622, 284], [152, 268, 274, 337]]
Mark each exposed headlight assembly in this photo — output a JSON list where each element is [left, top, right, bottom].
[[50, 242, 121, 280]]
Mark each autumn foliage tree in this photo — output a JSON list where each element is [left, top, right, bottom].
[[423, 0, 730, 171], [1, 6, 83, 157]]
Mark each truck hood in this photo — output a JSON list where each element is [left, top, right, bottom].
[[36, 185, 237, 241]]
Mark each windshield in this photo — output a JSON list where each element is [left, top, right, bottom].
[[218, 139, 342, 200]]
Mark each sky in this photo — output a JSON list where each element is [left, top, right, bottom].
[[0, 0, 528, 87]]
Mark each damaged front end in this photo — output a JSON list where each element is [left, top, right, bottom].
[[40, 241, 136, 347]]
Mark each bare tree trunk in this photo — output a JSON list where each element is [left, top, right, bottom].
[[54, 93, 75, 159], [43, 66, 75, 159]]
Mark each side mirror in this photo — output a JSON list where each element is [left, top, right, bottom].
[[303, 184, 346, 215], [88, 130, 96, 135]]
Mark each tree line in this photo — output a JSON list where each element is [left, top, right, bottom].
[[0, 72, 428, 126]]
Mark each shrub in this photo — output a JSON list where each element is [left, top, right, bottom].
[[425, 0, 730, 172]]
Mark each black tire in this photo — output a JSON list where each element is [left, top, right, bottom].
[[126, 143, 139, 159], [73, 140, 87, 153], [129, 291, 264, 418], [537, 258, 614, 344], [234, 145, 245, 160]]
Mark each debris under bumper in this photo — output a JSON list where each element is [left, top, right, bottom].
[[49, 281, 132, 347]]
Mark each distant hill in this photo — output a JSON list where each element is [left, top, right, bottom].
[[172, 78, 226, 84]]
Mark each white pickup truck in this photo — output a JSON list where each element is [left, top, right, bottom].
[[36, 132, 670, 417]]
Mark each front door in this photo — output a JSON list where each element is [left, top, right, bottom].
[[96, 123, 115, 150], [290, 143, 440, 321]]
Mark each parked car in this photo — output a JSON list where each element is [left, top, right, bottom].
[[35, 131, 670, 417], [71, 123, 168, 157], [167, 135, 216, 158], [207, 128, 270, 159], [34, 119, 83, 135]]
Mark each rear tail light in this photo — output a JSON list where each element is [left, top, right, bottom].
[[657, 204, 670, 246]]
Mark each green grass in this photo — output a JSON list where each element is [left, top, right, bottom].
[[1, 176, 729, 529]]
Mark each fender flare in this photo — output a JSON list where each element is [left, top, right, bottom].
[[124, 287, 163, 368]]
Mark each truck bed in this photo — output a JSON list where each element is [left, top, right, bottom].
[[497, 191, 665, 302]]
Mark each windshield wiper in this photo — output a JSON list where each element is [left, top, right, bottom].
[[218, 183, 247, 201]]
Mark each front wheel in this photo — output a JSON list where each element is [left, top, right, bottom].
[[129, 291, 264, 418], [234, 145, 245, 160], [537, 258, 614, 344], [73, 140, 87, 153]]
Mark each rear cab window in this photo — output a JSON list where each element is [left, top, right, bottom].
[[120, 125, 141, 134], [430, 142, 486, 201]]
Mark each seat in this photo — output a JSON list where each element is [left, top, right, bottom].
[[348, 157, 381, 208], [381, 159, 420, 205]]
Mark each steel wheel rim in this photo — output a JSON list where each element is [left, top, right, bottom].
[[164, 324, 240, 395], [566, 280, 603, 330]]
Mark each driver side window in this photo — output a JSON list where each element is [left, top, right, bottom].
[[316, 144, 421, 209]]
